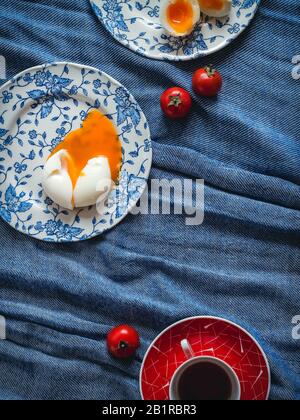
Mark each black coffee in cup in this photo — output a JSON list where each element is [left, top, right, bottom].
[[177, 361, 233, 400]]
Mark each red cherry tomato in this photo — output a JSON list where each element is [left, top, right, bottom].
[[160, 87, 192, 119], [107, 325, 140, 359], [192, 65, 223, 97]]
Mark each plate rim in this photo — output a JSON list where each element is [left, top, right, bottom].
[[139, 315, 271, 400], [90, 0, 261, 62], [0, 61, 152, 242]]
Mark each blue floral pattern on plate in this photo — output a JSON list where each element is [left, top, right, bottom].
[[90, 0, 260, 61], [0, 62, 152, 242]]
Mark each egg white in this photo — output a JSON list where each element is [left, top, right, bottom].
[[43, 150, 73, 210], [160, 0, 200, 37], [200, 0, 232, 18], [73, 157, 112, 208], [43, 151, 112, 210]]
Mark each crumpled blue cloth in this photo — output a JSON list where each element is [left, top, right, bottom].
[[0, 0, 299, 401]]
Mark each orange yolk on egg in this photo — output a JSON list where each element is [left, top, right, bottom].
[[166, 0, 194, 34], [49, 109, 122, 189], [198, 0, 224, 11]]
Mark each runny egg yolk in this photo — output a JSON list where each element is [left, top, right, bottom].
[[49, 110, 122, 189], [166, 0, 194, 34], [198, 0, 224, 11]]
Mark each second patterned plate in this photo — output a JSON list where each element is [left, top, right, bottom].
[[91, 0, 260, 61]]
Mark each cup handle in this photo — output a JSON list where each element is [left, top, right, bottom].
[[181, 339, 195, 360]]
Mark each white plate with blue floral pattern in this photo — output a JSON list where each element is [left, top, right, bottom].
[[0, 62, 152, 242], [90, 0, 260, 61]]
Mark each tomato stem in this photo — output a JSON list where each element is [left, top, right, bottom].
[[205, 64, 216, 77], [168, 94, 182, 108], [119, 340, 128, 350]]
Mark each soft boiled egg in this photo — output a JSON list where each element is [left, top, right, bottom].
[[42, 110, 122, 210], [160, 0, 200, 37], [198, 0, 232, 18]]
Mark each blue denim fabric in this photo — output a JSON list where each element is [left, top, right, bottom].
[[0, 0, 299, 400]]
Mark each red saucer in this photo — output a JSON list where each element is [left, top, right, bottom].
[[140, 317, 270, 401]]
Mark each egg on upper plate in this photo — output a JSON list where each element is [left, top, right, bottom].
[[160, 0, 200, 37], [160, 0, 232, 36], [198, 0, 232, 18], [42, 110, 122, 210]]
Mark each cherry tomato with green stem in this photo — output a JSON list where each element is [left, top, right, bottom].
[[107, 325, 140, 359], [192, 65, 223, 97], [160, 87, 192, 119]]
